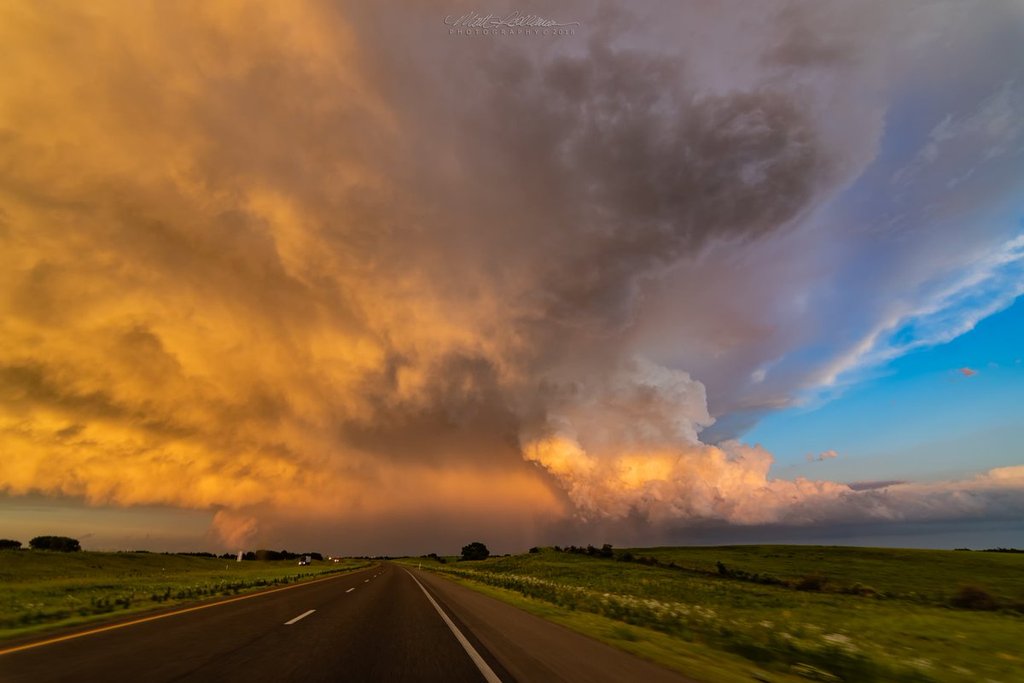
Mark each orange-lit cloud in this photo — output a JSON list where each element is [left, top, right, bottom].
[[211, 510, 259, 550], [1, 1, 1022, 552], [0, 0, 553, 546]]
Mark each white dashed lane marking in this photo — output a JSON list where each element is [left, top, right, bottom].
[[284, 610, 315, 625]]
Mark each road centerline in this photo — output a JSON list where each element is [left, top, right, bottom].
[[284, 609, 316, 625], [0, 566, 375, 657], [346, 587, 355, 593]]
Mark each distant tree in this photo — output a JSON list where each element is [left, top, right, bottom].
[[255, 549, 283, 561], [528, 546, 540, 554], [0, 539, 22, 550], [795, 574, 827, 591], [951, 585, 998, 610], [460, 541, 490, 561], [309, 552, 324, 561], [29, 536, 81, 552]]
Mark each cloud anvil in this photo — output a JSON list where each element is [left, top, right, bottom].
[[1, 0, 1022, 553]]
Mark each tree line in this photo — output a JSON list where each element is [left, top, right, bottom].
[[0, 536, 82, 552], [0, 537, 323, 559]]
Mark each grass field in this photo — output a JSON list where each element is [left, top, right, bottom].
[[0, 550, 371, 642], [399, 545, 1024, 683]]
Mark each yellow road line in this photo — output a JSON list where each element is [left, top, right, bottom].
[[0, 565, 373, 656]]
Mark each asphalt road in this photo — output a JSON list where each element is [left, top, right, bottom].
[[0, 563, 696, 683]]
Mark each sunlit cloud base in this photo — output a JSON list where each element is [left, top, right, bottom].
[[2, 1, 1022, 552]]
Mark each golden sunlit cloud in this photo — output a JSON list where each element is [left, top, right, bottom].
[[2, 1, 1022, 551]]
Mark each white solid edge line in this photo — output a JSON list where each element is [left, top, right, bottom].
[[284, 609, 316, 625], [405, 570, 502, 683]]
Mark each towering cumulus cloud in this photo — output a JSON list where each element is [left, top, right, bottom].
[[520, 359, 849, 524], [1, 1, 1022, 550]]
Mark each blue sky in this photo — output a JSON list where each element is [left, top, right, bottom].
[[2, 1, 1023, 554], [750, 294, 1024, 483]]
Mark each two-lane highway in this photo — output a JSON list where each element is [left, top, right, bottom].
[[0, 564, 497, 683], [2, 563, 697, 683]]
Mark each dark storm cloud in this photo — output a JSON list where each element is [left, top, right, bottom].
[[1, 1, 1022, 552], [449, 36, 831, 331]]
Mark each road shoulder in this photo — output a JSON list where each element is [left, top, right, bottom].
[[410, 567, 700, 683]]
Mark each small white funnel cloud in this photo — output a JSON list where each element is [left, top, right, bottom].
[[0, 2, 1022, 551]]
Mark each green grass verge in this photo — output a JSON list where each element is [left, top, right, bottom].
[[409, 568, 804, 683], [398, 546, 1024, 683], [636, 545, 1024, 605], [0, 550, 371, 642]]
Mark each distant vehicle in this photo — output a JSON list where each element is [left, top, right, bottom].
[[298, 555, 311, 566]]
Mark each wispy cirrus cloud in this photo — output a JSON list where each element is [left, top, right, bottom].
[[0, 1, 1021, 551]]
